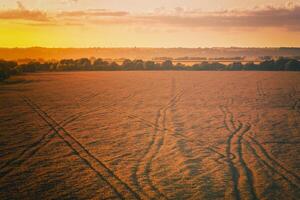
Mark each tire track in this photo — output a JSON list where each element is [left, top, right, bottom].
[[256, 81, 266, 97], [130, 105, 165, 199], [114, 110, 170, 132], [242, 140, 293, 199], [167, 129, 229, 165], [293, 100, 300, 114], [225, 122, 243, 200], [22, 96, 141, 200], [235, 124, 259, 200], [0, 104, 93, 176], [143, 91, 183, 200], [289, 85, 300, 114], [220, 105, 259, 200], [132, 79, 183, 199], [0, 93, 135, 177], [127, 113, 170, 132], [78, 92, 101, 104], [143, 83, 184, 200], [221, 100, 300, 198], [246, 136, 300, 188], [243, 139, 300, 192], [80, 92, 172, 133], [0, 114, 78, 178], [166, 82, 226, 199]]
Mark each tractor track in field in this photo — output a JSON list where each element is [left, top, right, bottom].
[[256, 81, 266, 98], [245, 135, 300, 189], [0, 93, 135, 179], [1, 73, 299, 199], [0, 114, 78, 179], [290, 86, 300, 114], [220, 98, 300, 199], [143, 92, 183, 200], [220, 105, 259, 200], [130, 105, 167, 199], [131, 78, 183, 200], [21, 96, 141, 200], [243, 139, 300, 193]]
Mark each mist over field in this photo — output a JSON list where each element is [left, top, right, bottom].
[[0, 71, 299, 199], [1, 47, 300, 60]]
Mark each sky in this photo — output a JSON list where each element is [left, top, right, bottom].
[[0, 0, 300, 48]]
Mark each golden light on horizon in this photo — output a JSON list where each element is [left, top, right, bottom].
[[0, 0, 300, 48]]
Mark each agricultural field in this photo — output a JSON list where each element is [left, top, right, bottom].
[[0, 71, 299, 199]]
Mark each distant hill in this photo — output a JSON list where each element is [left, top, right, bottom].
[[0, 47, 300, 61]]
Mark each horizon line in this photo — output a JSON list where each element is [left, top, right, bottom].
[[1, 46, 300, 49]]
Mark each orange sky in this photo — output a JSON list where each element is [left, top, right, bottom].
[[0, 0, 300, 47]]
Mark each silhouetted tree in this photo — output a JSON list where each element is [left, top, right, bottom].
[[210, 62, 226, 70], [174, 63, 186, 70], [132, 60, 144, 70], [2, 57, 300, 80], [122, 59, 133, 70], [0, 60, 17, 80], [109, 62, 120, 70], [93, 58, 109, 70], [259, 60, 276, 71], [161, 60, 173, 70], [58, 59, 75, 71], [285, 59, 300, 71], [192, 62, 208, 70], [75, 58, 91, 70], [228, 62, 243, 71], [275, 57, 290, 71], [18, 62, 40, 72], [192, 62, 225, 71], [144, 61, 156, 70], [243, 62, 257, 70]]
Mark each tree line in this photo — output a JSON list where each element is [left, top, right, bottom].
[[1, 57, 300, 81]]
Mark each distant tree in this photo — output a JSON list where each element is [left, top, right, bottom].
[[243, 62, 257, 71], [259, 60, 276, 71], [174, 63, 186, 70], [161, 60, 173, 70], [285, 59, 300, 71], [228, 62, 243, 71], [275, 57, 290, 71], [192, 62, 225, 71], [122, 59, 133, 70], [75, 58, 91, 70], [93, 58, 109, 70], [49, 63, 58, 71], [192, 62, 207, 70], [144, 61, 156, 70], [210, 62, 226, 70], [4, 57, 300, 79], [109, 62, 120, 70], [0, 60, 17, 81], [18, 62, 41, 72], [132, 59, 144, 70], [58, 59, 75, 71]]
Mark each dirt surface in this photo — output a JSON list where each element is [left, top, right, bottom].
[[0, 71, 299, 199]]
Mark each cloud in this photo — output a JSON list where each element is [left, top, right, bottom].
[[0, 9, 49, 21], [131, 5, 300, 30], [1, 3, 300, 31], [58, 5, 300, 31], [0, 2, 49, 21], [57, 9, 129, 17]]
